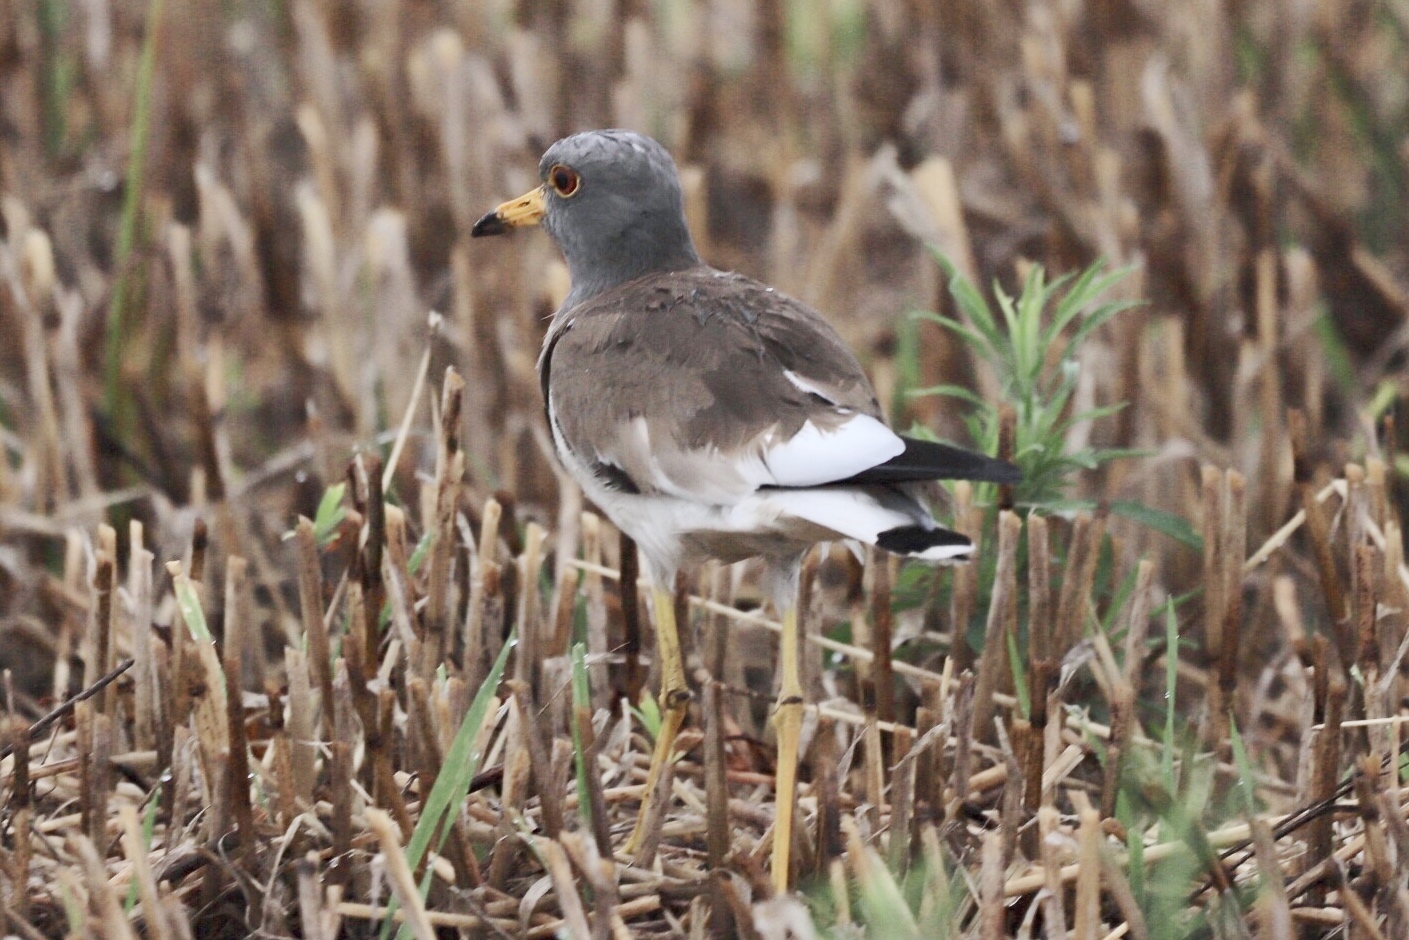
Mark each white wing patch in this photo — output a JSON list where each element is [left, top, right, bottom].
[[760, 413, 903, 488]]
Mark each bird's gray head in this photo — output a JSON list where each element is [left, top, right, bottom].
[[472, 130, 702, 306]]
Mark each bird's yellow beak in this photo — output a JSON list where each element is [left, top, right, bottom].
[[471, 186, 547, 237]]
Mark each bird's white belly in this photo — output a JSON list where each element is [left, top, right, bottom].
[[548, 404, 813, 577]]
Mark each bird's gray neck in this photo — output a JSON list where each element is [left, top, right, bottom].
[[561, 224, 701, 308]]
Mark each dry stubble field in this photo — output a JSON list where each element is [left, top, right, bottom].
[[1, 1, 1408, 938]]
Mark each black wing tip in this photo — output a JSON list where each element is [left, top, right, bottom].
[[841, 436, 1023, 486], [876, 525, 973, 558], [986, 458, 1024, 485], [898, 435, 1023, 484]]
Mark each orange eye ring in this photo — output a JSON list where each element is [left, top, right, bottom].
[[548, 164, 580, 197]]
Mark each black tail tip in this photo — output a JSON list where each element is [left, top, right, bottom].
[[876, 525, 973, 560]]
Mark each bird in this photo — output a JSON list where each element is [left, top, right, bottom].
[[472, 129, 1019, 892]]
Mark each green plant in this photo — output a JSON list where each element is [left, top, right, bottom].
[[311, 483, 348, 547], [386, 634, 514, 940], [103, 0, 165, 420], [912, 256, 1141, 510]]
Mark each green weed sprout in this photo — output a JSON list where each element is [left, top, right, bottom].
[[912, 256, 1141, 510]]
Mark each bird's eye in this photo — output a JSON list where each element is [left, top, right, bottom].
[[548, 164, 580, 197]]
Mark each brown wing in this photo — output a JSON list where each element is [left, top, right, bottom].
[[540, 267, 889, 500]]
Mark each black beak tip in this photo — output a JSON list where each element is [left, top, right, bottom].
[[471, 211, 507, 238]]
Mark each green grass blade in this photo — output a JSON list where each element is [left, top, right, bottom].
[[312, 483, 348, 547], [1110, 501, 1203, 552], [408, 528, 435, 575], [570, 641, 594, 830], [906, 384, 986, 407], [911, 312, 999, 368], [1228, 719, 1257, 817], [123, 790, 160, 912], [104, 0, 165, 417], [385, 632, 515, 937], [171, 571, 214, 644], [1163, 605, 1178, 781], [1006, 627, 1029, 719]]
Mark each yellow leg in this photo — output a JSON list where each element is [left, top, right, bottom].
[[772, 603, 804, 894], [624, 586, 691, 858]]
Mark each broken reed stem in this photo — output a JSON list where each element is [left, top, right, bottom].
[[130, 524, 157, 751], [422, 366, 467, 676], [1121, 559, 1155, 684], [703, 681, 730, 872], [293, 517, 334, 730], [328, 739, 353, 882], [7, 718, 30, 922], [488, 704, 532, 889], [888, 725, 915, 874], [76, 833, 138, 940], [1382, 522, 1408, 727], [949, 482, 977, 676], [119, 803, 173, 940], [91, 538, 115, 714], [222, 557, 254, 846], [377, 686, 414, 840], [1355, 542, 1380, 680], [1055, 512, 1107, 658], [423, 445, 464, 679], [189, 517, 208, 584], [1038, 806, 1068, 930], [1306, 672, 1345, 897], [522, 688, 568, 842], [77, 702, 113, 848], [366, 807, 437, 940], [971, 510, 1020, 746], [1355, 756, 1393, 892], [514, 522, 547, 691], [1250, 816, 1293, 940], [913, 694, 939, 818], [285, 646, 316, 811], [812, 714, 842, 875], [1290, 410, 1349, 644], [1201, 466, 1226, 666], [1073, 799, 1102, 940], [1205, 469, 1247, 752], [618, 531, 643, 708], [576, 832, 628, 940], [950, 673, 976, 806], [862, 718, 884, 834], [979, 830, 1005, 940], [296, 855, 326, 940], [1099, 841, 1150, 940], [1219, 471, 1247, 702], [542, 838, 594, 940], [359, 452, 387, 652], [549, 565, 581, 660], [868, 551, 897, 736], [465, 497, 503, 691], [1025, 514, 1053, 816], [1101, 681, 1136, 820]]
